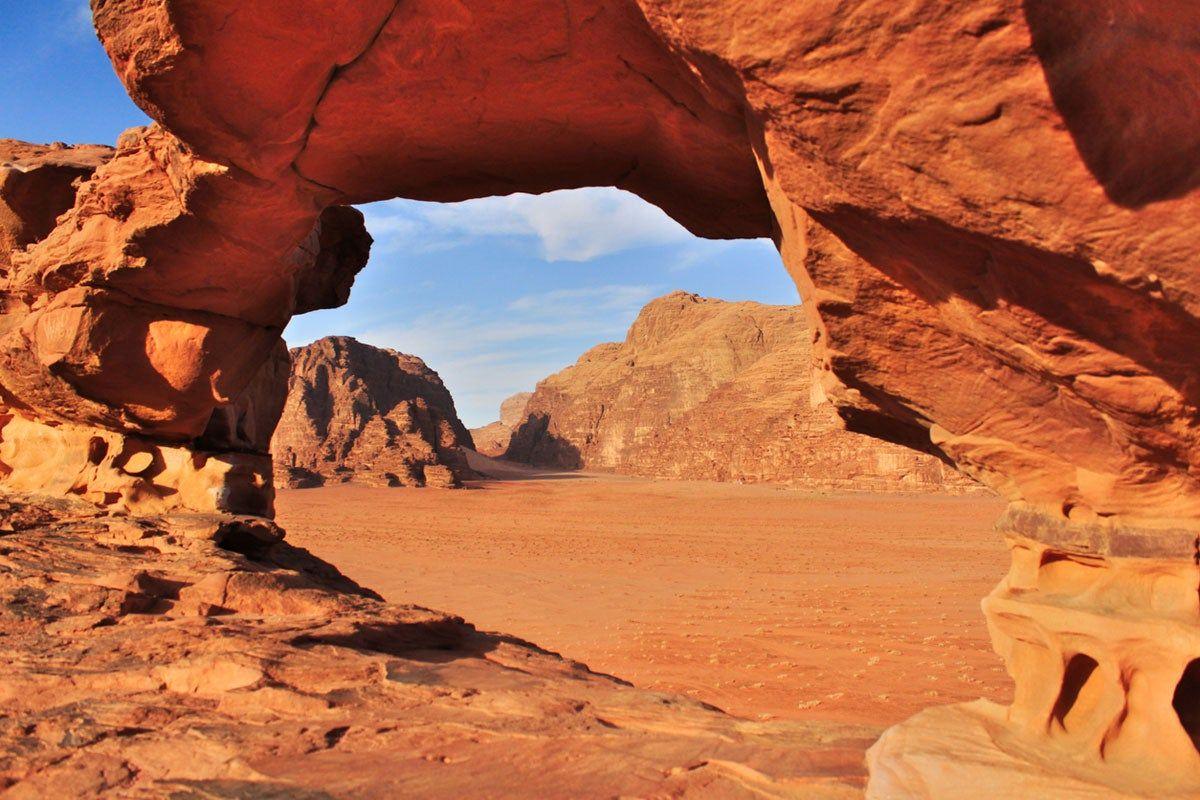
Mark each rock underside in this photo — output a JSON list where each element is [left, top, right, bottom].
[[272, 336, 474, 489], [0, 0, 1196, 796], [505, 292, 981, 493]]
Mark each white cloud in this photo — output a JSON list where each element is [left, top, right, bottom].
[[325, 279, 662, 426], [359, 187, 692, 262]]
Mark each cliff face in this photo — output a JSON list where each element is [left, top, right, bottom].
[[272, 336, 474, 488], [469, 392, 533, 457], [506, 292, 976, 492]]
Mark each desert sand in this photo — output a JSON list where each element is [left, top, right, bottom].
[[278, 453, 1011, 732]]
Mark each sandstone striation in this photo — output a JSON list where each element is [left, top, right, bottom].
[[0, 1, 1194, 794], [506, 292, 978, 492], [272, 336, 474, 489], [469, 391, 532, 458]]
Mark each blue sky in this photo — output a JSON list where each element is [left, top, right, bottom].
[[4, 1, 796, 426]]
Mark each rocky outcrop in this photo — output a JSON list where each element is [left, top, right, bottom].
[[272, 336, 473, 489], [15, 2, 1195, 527], [0, 2, 1195, 794], [506, 292, 977, 492], [0, 132, 371, 514], [469, 391, 532, 457], [0, 495, 879, 799]]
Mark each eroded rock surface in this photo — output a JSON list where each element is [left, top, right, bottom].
[[506, 292, 978, 492], [40, 0, 1189, 533], [0, 1, 1195, 793], [6, 2, 1188, 530], [272, 336, 474, 488], [0, 496, 873, 799], [0, 140, 113, 273], [469, 391, 532, 458]]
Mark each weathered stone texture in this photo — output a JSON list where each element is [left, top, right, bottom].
[[469, 392, 532, 458]]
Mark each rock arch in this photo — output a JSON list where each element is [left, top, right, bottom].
[[2, 0, 1198, 793]]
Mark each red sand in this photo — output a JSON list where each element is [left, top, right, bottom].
[[276, 457, 1010, 729]]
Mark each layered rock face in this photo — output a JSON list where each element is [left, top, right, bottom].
[[272, 336, 474, 489], [469, 391, 532, 457], [0, 0, 1194, 794], [507, 292, 977, 492]]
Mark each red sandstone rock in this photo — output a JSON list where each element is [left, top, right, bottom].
[[62, 0, 1195, 536], [272, 336, 474, 488], [506, 292, 978, 492], [291, 205, 373, 316], [469, 391, 532, 457], [0, 134, 369, 512], [0, 140, 112, 273]]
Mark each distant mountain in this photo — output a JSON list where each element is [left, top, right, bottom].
[[505, 292, 981, 493], [469, 392, 533, 457], [273, 336, 474, 488]]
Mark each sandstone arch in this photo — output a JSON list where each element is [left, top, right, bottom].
[[2, 1, 1198, 794]]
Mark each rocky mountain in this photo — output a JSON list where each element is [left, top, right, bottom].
[[272, 336, 474, 489], [505, 292, 979, 493], [469, 391, 533, 457]]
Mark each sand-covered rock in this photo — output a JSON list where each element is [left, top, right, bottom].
[[272, 336, 474, 488], [506, 292, 978, 492], [469, 392, 532, 457]]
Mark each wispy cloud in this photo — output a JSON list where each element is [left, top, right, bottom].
[[299, 281, 662, 426], [507, 284, 658, 314], [282, 188, 787, 426], [360, 188, 692, 262]]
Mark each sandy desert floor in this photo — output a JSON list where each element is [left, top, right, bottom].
[[277, 454, 1011, 734]]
